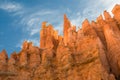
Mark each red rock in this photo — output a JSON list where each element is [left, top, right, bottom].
[[29, 46, 41, 68], [63, 14, 71, 45], [40, 22, 59, 49], [103, 10, 111, 20], [2, 4, 120, 80], [92, 17, 107, 46], [8, 52, 17, 65], [96, 15, 103, 22], [41, 49, 55, 69], [68, 25, 77, 43], [40, 22, 47, 48], [19, 51, 28, 66], [0, 50, 8, 63], [22, 41, 29, 50], [8, 52, 18, 73], [103, 23, 120, 77], [82, 19, 97, 37], [112, 4, 120, 24], [77, 29, 84, 40], [0, 50, 8, 71]]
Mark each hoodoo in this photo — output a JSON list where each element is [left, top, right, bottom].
[[1, 4, 120, 80]]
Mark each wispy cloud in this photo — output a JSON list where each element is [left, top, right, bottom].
[[2, 0, 120, 49], [14, 8, 63, 48], [70, 0, 120, 28], [71, 16, 84, 28], [0, 2, 22, 12], [21, 17, 41, 36], [83, 0, 120, 16], [20, 9, 63, 36]]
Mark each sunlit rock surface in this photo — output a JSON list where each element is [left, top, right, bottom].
[[1, 4, 120, 80]]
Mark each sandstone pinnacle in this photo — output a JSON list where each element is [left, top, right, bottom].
[[1, 4, 120, 80]]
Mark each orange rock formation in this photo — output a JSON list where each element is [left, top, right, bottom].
[[1, 4, 120, 80]]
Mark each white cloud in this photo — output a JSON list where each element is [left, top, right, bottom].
[[20, 9, 63, 36], [71, 16, 84, 28], [71, 0, 120, 29], [0, 2, 22, 12], [15, 9, 63, 48], [6, 0, 120, 49], [30, 10, 55, 17], [30, 29, 40, 36], [20, 14, 41, 36], [4, 2, 64, 48], [90, 0, 120, 16]]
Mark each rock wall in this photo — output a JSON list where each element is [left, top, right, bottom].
[[0, 4, 120, 80]]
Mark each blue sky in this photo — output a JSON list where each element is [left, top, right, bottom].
[[0, 0, 120, 56]]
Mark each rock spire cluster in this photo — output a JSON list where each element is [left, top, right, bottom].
[[0, 4, 120, 80]]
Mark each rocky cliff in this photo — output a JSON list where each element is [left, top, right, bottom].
[[0, 4, 120, 80]]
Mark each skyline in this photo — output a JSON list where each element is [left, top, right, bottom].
[[0, 0, 120, 55]]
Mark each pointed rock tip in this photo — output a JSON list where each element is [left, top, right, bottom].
[[1, 49, 7, 54], [112, 4, 120, 14], [64, 14, 67, 19], [82, 19, 90, 26], [22, 40, 28, 49], [47, 24, 55, 32], [64, 14, 70, 22], [42, 21, 47, 28], [23, 40, 28, 45], [111, 4, 120, 24], [22, 40, 33, 50], [96, 14, 103, 22], [0, 49, 8, 58], [103, 10, 111, 20], [84, 19, 89, 23]]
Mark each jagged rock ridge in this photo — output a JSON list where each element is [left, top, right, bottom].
[[0, 4, 120, 80]]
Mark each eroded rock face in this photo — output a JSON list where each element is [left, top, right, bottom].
[[63, 14, 71, 46], [1, 4, 120, 80], [103, 23, 120, 77], [0, 50, 8, 71], [40, 22, 59, 50], [112, 4, 120, 25]]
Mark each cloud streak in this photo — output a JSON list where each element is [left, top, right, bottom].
[[20, 9, 63, 36], [1, 0, 120, 49], [70, 0, 120, 28], [12, 6, 64, 48], [0, 2, 22, 12], [15, 0, 120, 48]]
